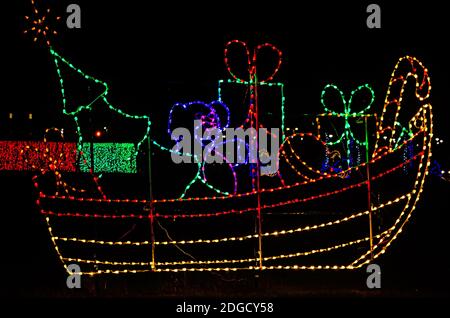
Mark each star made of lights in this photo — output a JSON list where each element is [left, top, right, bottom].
[[24, 0, 61, 47]]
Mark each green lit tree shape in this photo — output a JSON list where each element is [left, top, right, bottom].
[[50, 47, 231, 197], [50, 48, 151, 157]]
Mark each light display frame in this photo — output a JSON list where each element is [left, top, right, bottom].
[[18, 0, 436, 277]]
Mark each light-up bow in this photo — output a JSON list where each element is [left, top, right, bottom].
[[319, 84, 375, 167], [224, 40, 282, 83]]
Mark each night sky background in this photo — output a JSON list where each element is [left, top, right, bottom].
[[1, 0, 449, 309]]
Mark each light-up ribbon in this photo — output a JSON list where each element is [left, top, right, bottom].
[[224, 40, 282, 189]]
